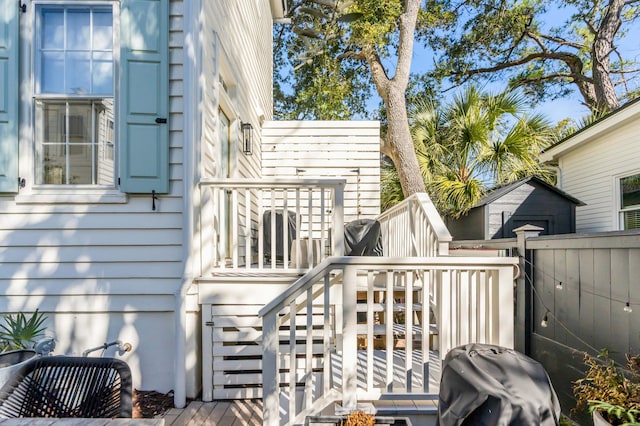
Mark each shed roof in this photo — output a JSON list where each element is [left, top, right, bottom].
[[473, 176, 585, 208]]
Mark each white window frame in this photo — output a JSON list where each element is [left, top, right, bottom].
[[17, 0, 125, 204], [216, 35, 240, 179], [616, 170, 640, 230]]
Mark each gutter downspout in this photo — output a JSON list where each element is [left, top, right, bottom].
[[544, 165, 562, 188], [175, 0, 200, 409]]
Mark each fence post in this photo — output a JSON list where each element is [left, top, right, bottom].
[[514, 224, 543, 355]]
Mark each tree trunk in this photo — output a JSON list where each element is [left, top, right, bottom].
[[367, 0, 426, 198], [591, 0, 623, 112], [385, 87, 426, 197]]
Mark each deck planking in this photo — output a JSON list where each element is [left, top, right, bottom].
[[160, 400, 263, 426]]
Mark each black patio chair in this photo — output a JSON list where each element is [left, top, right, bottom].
[[0, 356, 132, 418]]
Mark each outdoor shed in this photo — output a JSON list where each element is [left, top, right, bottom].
[[446, 176, 584, 240]]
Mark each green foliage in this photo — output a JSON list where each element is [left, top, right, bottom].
[[274, 0, 376, 120], [573, 349, 640, 426], [380, 161, 404, 211], [559, 414, 576, 425], [347, 0, 404, 50], [0, 310, 48, 352], [274, 0, 446, 121], [426, 0, 640, 112], [406, 85, 554, 218], [589, 401, 640, 425]]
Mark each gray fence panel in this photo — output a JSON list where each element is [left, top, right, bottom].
[[528, 238, 640, 422]]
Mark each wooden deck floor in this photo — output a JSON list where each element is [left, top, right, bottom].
[[159, 400, 263, 426]]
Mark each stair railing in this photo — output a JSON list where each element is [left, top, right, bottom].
[[260, 256, 518, 426], [377, 193, 452, 257]]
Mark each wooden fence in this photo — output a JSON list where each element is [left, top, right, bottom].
[[451, 228, 640, 422]]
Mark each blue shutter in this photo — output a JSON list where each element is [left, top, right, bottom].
[[119, 0, 169, 193], [0, 1, 19, 193]]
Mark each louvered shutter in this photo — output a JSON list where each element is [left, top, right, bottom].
[[0, 1, 19, 193], [119, 0, 169, 193]]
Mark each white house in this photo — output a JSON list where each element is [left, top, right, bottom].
[[1, 1, 520, 423], [539, 98, 640, 233], [0, 0, 382, 408], [0, 0, 288, 403]]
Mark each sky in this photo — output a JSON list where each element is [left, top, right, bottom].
[[407, 44, 593, 124], [390, 7, 640, 125]]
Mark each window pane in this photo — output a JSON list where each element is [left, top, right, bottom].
[[41, 52, 65, 93], [66, 52, 91, 95], [68, 144, 94, 184], [621, 174, 640, 209], [42, 9, 64, 49], [67, 9, 91, 50], [93, 11, 113, 50], [92, 52, 113, 94], [37, 102, 66, 143], [67, 103, 92, 143], [97, 100, 115, 184], [624, 210, 640, 230], [39, 6, 113, 96], [42, 145, 66, 184]]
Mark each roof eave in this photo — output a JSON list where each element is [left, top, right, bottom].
[[539, 98, 640, 163], [270, 0, 287, 20]]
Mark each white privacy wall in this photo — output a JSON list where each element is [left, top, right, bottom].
[[261, 121, 382, 222]]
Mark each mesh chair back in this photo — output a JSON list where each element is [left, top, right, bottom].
[[0, 356, 132, 418]]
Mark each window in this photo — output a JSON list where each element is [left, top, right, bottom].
[[620, 174, 640, 229], [34, 5, 115, 186]]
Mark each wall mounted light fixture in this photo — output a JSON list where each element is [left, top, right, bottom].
[[241, 122, 253, 155]]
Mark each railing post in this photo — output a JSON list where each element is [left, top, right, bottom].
[[333, 184, 345, 256], [514, 224, 543, 354], [438, 269, 451, 359], [497, 265, 515, 349], [342, 265, 357, 411], [262, 311, 280, 426], [200, 185, 215, 273]]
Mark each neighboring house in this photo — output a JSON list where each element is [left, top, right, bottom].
[[446, 176, 584, 240], [539, 97, 640, 233]]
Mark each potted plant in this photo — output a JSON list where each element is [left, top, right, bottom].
[[0, 310, 49, 388], [573, 349, 640, 425], [0, 310, 48, 352]]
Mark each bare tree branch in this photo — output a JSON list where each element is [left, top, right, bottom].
[[536, 33, 586, 50]]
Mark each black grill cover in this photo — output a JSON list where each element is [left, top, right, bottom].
[[263, 210, 296, 261], [437, 343, 561, 426], [344, 219, 383, 256]]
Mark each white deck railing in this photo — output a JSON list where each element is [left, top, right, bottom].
[[377, 193, 452, 257], [199, 178, 345, 272], [259, 256, 518, 426]]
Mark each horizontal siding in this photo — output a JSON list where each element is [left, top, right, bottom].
[[0, 0, 191, 395], [1, 278, 179, 295], [559, 120, 640, 232], [262, 121, 382, 222], [202, 0, 272, 182]]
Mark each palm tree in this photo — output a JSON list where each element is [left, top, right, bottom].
[[383, 86, 554, 217]]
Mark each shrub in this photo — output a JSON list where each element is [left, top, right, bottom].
[[573, 349, 640, 425]]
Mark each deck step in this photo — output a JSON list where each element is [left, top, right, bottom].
[[371, 399, 438, 416], [334, 399, 438, 417]]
